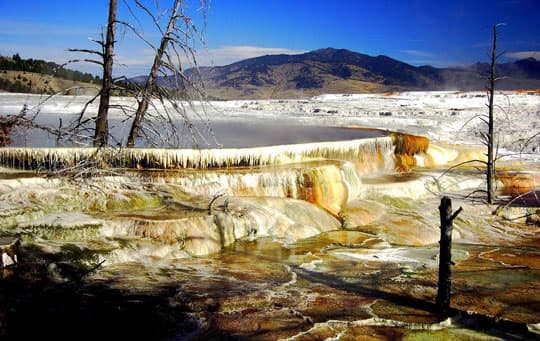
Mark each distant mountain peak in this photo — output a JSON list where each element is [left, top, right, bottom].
[[311, 47, 353, 55], [127, 48, 540, 99]]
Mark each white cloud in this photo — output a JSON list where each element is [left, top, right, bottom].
[[504, 51, 540, 59], [0, 43, 153, 76], [0, 44, 105, 74], [116, 49, 155, 66], [197, 45, 308, 66], [0, 43, 309, 77], [95, 45, 308, 77]]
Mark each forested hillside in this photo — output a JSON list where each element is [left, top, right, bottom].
[[0, 53, 100, 94]]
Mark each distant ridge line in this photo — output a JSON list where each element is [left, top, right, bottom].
[[127, 47, 540, 99]]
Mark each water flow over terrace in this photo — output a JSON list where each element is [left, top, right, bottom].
[[1, 94, 539, 339]]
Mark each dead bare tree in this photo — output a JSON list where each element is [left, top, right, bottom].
[[119, 0, 213, 148], [64, 0, 118, 147], [0, 12, 117, 149], [94, 0, 118, 147], [16, 0, 212, 150], [430, 24, 540, 210], [126, 0, 182, 147], [430, 24, 505, 204], [486, 24, 500, 204]]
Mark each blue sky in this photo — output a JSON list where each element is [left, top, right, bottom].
[[0, 0, 539, 77]]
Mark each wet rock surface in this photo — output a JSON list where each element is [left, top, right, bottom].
[[0, 164, 539, 339], [1, 89, 540, 339], [2, 219, 538, 339]]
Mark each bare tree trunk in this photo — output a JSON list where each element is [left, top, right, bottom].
[[126, 0, 182, 148], [436, 196, 462, 318], [94, 0, 117, 147], [487, 25, 497, 204]]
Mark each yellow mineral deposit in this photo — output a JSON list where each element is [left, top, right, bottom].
[[0, 132, 502, 253], [1, 122, 539, 339]]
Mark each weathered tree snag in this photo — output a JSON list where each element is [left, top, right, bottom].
[[436, 196, 462, 318], [486, 25, 498, 204], [126, 0, 182, 147], [94, 0, 117, 147]]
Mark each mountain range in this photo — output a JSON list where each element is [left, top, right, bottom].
[[130, 48, 540, 99]]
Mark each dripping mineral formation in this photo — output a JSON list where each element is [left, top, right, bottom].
[[0, 91, 539, 339]]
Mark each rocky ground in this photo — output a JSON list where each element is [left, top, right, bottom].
[[0, 90, 539, 339]]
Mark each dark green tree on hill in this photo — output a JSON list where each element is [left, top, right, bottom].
[[2, 1, 210, 149], [0, 54, 99, 84]]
